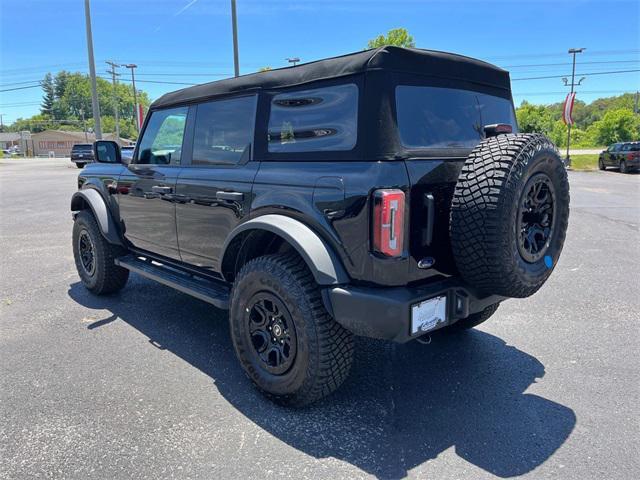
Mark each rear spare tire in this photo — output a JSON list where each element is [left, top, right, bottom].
[[450, 133, 569, 298]]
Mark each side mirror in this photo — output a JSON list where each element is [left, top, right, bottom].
[[94, 140, 121, 164]]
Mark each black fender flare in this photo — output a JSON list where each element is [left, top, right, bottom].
[[220, 214, 349, 285], [71, 189, 124, 246]]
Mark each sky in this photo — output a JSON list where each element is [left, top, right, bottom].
[[1, 0, 639, 125]]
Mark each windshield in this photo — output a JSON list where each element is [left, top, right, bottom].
[[395, 85, 517, 149]]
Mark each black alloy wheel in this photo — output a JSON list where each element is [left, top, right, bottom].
[[516, 173, 556, 264], [229, 253, 354, 406], [72, 210, 129, 294], [620, 160, 628, 173], [78, 229, 96, 276], [246, 293, 297, 376]]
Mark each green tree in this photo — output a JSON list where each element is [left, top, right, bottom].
[[8, 114, 59, 133], [30, 71, 151, 139], [258, 66, 272, 72], [40, 73, 55, 115], [590, 109, 640, 145], [54, 71, 69, 99], [515, 101, 554, 134], [367, 28, 415, 49]]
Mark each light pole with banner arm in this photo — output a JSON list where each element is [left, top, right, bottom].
[[562, 47, 586, 168]]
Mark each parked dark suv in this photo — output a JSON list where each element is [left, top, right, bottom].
[[599, 141, 640, 173], [71, 47, 570, 405], [70, 143, 94, 168]]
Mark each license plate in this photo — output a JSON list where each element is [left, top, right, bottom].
[[411, 296, 447, 334], [78, 154, 83, 157]]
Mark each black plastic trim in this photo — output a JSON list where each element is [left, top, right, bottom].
[[328, 279, 504, 343], [115, 255, 230, 309]]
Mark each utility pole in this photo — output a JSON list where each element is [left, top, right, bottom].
[[80, 109, 88, 142], [106, 61, 121, 143], [634, 91, 639, 115], [0, 113, 4, 132], [231, 0, 240, 77], [84, 0, 102, 139], [562, 48, 586, 167], [286, 57, 300, 66], [123, 64, 139, 133]]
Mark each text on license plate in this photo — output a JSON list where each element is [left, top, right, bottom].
[[411, 296, 447, 334]]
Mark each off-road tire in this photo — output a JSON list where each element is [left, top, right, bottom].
[[450, 133, 570, 298], [620, 160, 628, 174], [76, 163, 85, 169], [72, 210, 129, 294], [598, 158, 606, 170], [229, 253, 354, 406], [446, 303, 500, 332]]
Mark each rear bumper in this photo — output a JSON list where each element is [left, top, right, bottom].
[[623, 157, 640, 168], [71, 156, 93, 163], [326, 279, 504, 343]]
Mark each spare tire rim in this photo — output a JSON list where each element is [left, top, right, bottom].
[[517, 173, 556, 263], [246, 293, 297, 375], [78, 229, 96, 276]]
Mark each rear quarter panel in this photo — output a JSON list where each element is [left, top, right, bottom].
[[251, 160, 448, 287]]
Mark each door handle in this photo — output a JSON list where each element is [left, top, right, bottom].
[[216, 191, 244, 201], [152, 185, 173, 194]]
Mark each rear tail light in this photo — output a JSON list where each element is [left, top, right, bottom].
[[372, 189, 405, 257]]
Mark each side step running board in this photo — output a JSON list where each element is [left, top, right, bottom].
[[115, 255, 230, 309]]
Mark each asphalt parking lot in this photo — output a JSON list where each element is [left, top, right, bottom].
[[1, 157, 638, 479]]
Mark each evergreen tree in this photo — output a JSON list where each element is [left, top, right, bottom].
[[54, 71, 69, 99], [40, 73, 55, 115]]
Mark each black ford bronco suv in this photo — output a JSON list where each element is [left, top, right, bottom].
[[71, 47, 569, 406]]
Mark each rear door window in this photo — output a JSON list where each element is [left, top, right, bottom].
[[395, 85, 516, 149], [192, 95, 257, 166], [268, 84, 358, 153]]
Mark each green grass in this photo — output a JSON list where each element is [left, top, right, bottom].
[[570, 154, 599, 171]]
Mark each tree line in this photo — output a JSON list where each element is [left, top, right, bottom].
[[516, 93, 639, 148], [6, 27, 639, 147], [7, 71, 150, 140]]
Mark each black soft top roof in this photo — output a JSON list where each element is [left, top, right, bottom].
[[151, 46, 510, 109]]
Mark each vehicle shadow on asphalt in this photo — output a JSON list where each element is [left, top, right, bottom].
[[68, 279, 576, 479]]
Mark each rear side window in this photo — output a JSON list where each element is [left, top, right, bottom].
[[395, 85, 516, 149], [268, 84, 358, 153], [137, 107, 188, 165], [192, 95, 257, 166]]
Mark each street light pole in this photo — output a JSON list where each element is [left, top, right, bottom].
[[231, 0, 240, 77], [123, 64, 139, 133], [564, 47, 585, 166], [84, 0, 102, 139]]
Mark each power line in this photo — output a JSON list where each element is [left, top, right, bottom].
[[134, 72, 231, 77], [0, 80, 42, 88], [513, 90, 636, 96], [0, 102, 43, 108], [0, 84, 42, 92], [512, 68, 640, 81], [503, 59, 640, 69], [485, 48, 640, 61]]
